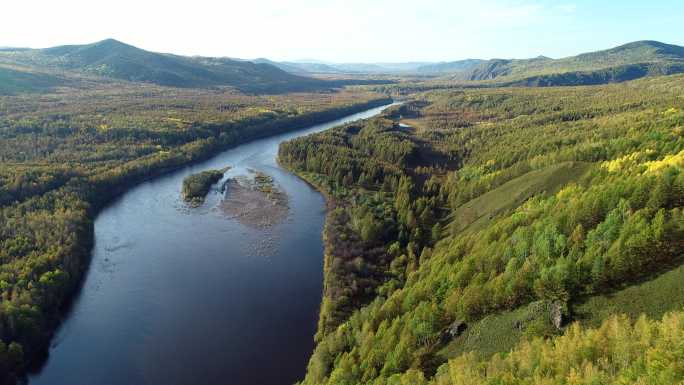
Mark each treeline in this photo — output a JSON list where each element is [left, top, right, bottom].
[[279, 74, 684, 385], [0, 83, 390, 383]]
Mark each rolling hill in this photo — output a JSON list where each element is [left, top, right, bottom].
[[0, 39, 327, 93], [451, 40, 684, 85]]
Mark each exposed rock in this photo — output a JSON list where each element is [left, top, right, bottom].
[[441, 319, 467, 343], [550, 300, 564, 330], [448, 319, 467, 337], [512, 300, 566, 331]]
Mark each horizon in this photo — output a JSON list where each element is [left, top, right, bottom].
[[3, 0, 683, 63], [3, 37, 681, 65]]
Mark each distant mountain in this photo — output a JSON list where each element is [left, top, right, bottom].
[[253, 58, 345, 74], [0, 47, 31, 52], [258, 60, 435, 75], [290, 58, 332, 65], [328, 62, 434, 74], [415, 59, 484, 74], [3, 39, 682, 93], [452, 40, 684, 85], [0, 39, 327, 92], [375, 62, 433, 72], [280, 41, 683, 80]]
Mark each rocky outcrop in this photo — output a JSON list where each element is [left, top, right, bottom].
[[513, 300, 566, 331], [441, 319, 467, 344], [549, 301, 564, 330]]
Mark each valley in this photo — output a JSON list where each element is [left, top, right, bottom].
[[0, 31, 682, 385]]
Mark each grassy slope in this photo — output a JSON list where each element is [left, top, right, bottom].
[[449, 161, 593, 233], [431, 161, 595, 360], [575, 259, 684, 327]]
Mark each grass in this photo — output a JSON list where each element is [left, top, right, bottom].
[[573, 261, 684, 328], [449, 161, 592, 233], [437, 305, 533, 361]]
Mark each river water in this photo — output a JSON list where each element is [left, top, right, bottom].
[[28, 103, 393, 385]]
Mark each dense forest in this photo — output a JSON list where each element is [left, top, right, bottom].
[[0, 81, 390, 383], [278, 74, 684, 384]]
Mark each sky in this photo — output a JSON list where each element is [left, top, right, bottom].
[[2, 0, 683, 63]]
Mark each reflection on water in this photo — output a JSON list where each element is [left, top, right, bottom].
[[28, 104, 393, 385]]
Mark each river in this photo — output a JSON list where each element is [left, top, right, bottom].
[[28, 103, 394, 385]]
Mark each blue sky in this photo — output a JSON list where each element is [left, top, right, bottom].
[[2, 0, 683, 62]]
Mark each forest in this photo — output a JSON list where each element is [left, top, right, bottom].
[[1, 35, 684, 385], [278, 74, 684, 385], [0, 81, 390, 383]]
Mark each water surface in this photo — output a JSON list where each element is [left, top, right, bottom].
[[29, 103, 392, 385]]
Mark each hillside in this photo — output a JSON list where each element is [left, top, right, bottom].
[[0, 39, 327, 93], [278, 75, 684, 384], [451, 40, 684, 85], [0, 66, 70, 95], [404, 310, 684, 384]]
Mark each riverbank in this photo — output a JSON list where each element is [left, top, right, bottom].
[[276, 103, 403, 344], [7, 96, 392, 383], [26, 99, 395, 385]]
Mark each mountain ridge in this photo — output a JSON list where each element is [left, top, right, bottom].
[[0, 38, 327, 92], [452, 40, 684, 83]]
